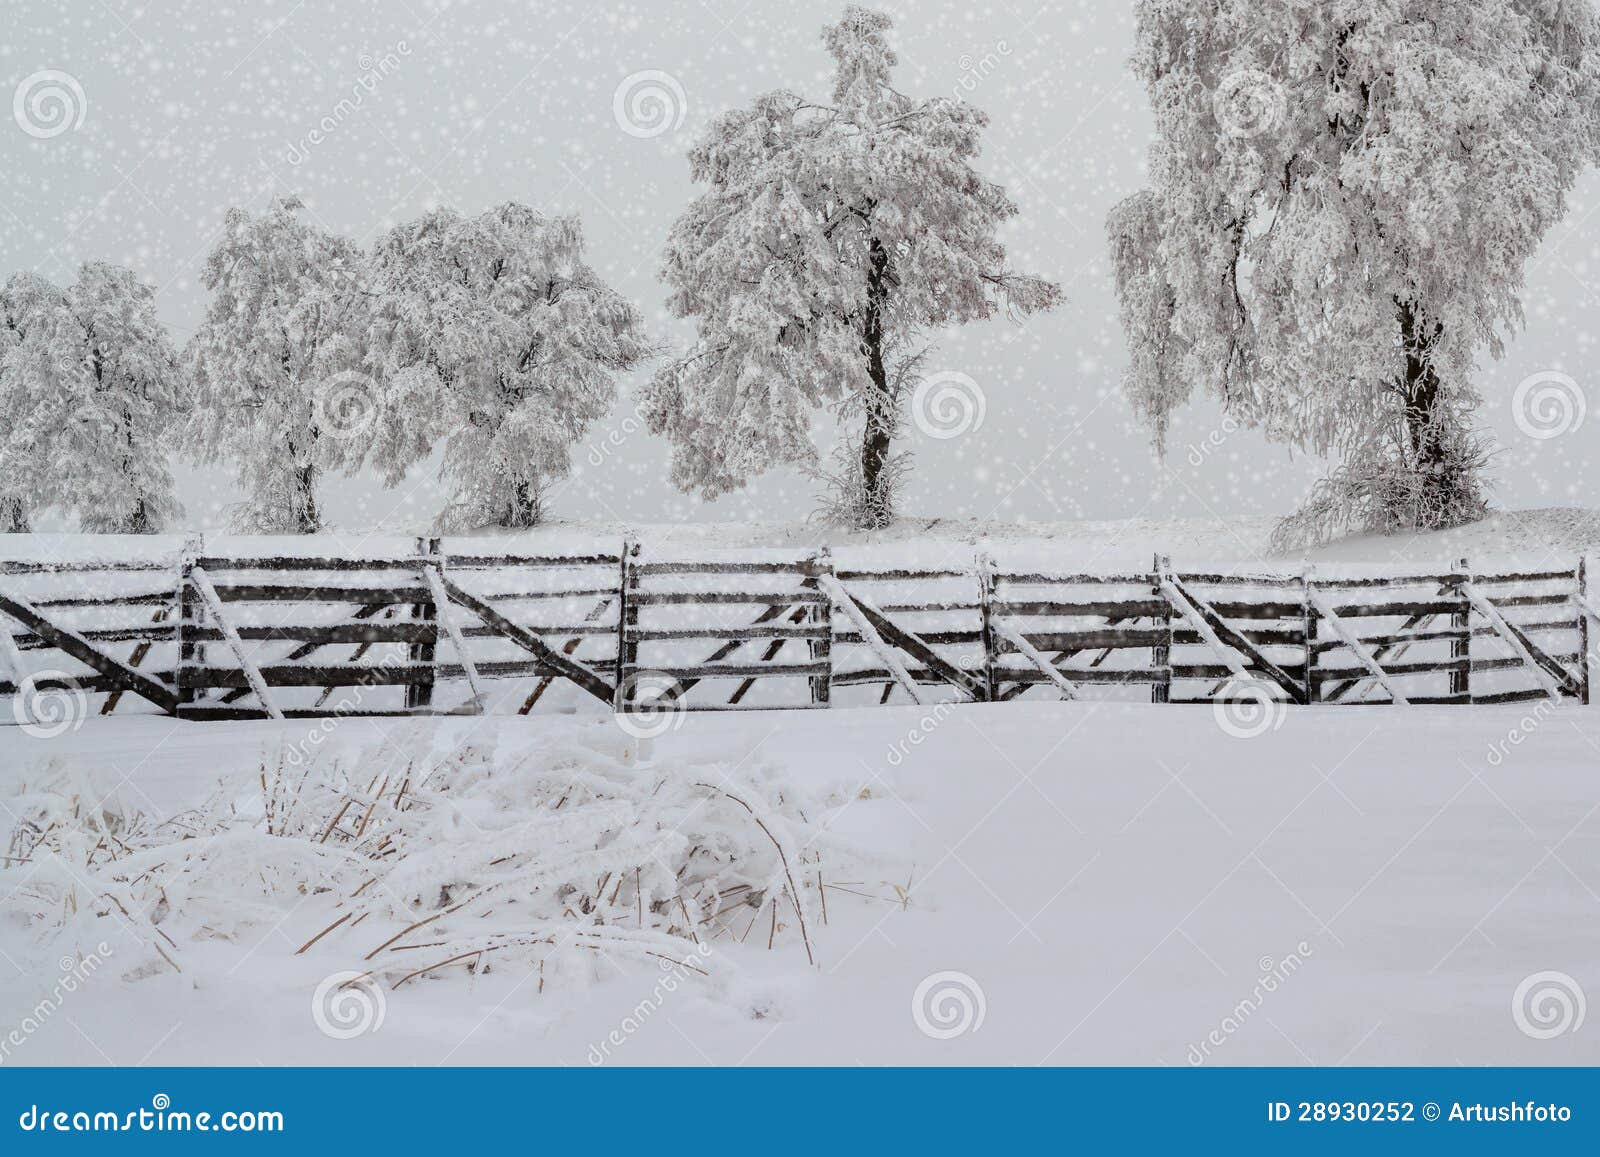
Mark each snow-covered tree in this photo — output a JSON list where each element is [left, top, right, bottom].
[[363, 203, 650, 529], [1111, 0, 1600, 541], [0, 273, 65, 532], [187, 196, 367, 533], [0, 265, 185, 532], [641, 6, 1059, 526]]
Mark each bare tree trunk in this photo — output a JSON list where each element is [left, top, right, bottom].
[[497, 475, 544, 529], [1, 498, 29, 533], [295, 462, 321, 534], [1398, 300, 1444, 471], [858, 234, 893, 527]]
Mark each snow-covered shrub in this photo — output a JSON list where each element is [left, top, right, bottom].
[[2, 724, 852, 994], [1271, 422, 1491, 551]]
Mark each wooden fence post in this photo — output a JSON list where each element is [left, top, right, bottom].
[[976, 549, 998, 703], [405, 536, 440, 710], [175, 534, 203, 718], [1451, 556, 1471, 703], [809, 548, 834, 707], [1578, 555, 1591, 707], [615, 539, 639, 711], [1151, 553, 1172, 704], [1302, 564, 1318, 705]]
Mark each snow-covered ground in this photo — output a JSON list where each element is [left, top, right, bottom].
[[3, 699, 1598, 1067], [4, 506, 1597, 570]]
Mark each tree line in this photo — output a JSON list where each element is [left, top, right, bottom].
[[3, 5, 1596, 540]]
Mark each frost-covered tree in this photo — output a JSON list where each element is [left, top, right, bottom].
[[364, 204, 649, 529], [642, 6, 1059, 526], [0, 265, 185, 532], [0, 273, 65, 532], [1111, 0, 1600, 542], [188, 196, 366, 533]]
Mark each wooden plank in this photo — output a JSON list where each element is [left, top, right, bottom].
[[1160, 577, 1305, 703], [520, 592, 616, 714], [435, 575, 613, 703], [181, 659, 553, 690], [1305, 585, 1410, 705], [817, 575, 931, 706], [195, 556, 424, 571], [629, 624, 828, 642], [103, 606, 173, 714], [1461, 581, 1579, 701], [831, 579, 984, 700], [630, 590, 828, 607], [0, 587, 177, 712], [423, 564, 484, 711], [991, 618, 1078, 699], [189, 567, 283, 719], [210, 583, 427, 604], [626, 661, 830, 679]]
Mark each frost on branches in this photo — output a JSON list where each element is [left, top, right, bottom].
[[642, 6, 1058, 528], [1109, 0, 1600, 543], [187, 196, 368, 534], [364, 205, 649, 530], [0, 265, 186, 533]]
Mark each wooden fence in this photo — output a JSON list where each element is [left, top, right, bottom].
[[1, 540, 1594, 721]]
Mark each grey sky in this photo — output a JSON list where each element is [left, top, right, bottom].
[[3, 0, 1596, 532]]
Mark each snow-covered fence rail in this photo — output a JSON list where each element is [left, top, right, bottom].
[[0, 543, 1592, 721]]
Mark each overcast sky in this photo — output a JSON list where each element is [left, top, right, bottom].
[[4, 0, 1597, 533]]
